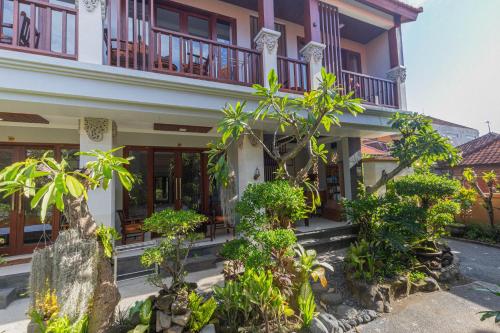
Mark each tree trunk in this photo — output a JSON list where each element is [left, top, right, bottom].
[[64, 196, 120, 333], [366, 162, 409, 195]]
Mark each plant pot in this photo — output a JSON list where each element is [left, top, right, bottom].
[[446, 223, 466, 237]]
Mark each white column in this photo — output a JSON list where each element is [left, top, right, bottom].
[[341, 138, 352, 200], [300, 41, 326, 90], [387, 65, 407, 110], [254, 28, 281, 87], [77, 0, 104, 64], [236, 135, 265, 196], [79, 118, 115, 228]]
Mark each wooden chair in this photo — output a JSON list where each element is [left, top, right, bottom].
[[209, 207, 235, 241], [18, 12, 40, 49], [116, 209, 144, 245]]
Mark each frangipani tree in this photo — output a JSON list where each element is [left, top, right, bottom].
[[208, 69, 364, 198], [366, 113, 461, 194], [463, 168, 498, 229], [0, 147, 134, 333]]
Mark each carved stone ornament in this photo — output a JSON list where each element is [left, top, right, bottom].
[[299, 42, 325, 64], [83, 118, 109, 142], [75, 0, 106, 18], [254, 28, 281, 53], [386, 66, 407, 83]]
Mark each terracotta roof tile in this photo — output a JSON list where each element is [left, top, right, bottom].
[[457, 132, 500, 166]]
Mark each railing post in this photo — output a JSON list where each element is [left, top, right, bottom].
[[254, 28, 280, 87], [77, 0, 104, 64], [300, 41, 326, 90], [386, 65, 407, 110]]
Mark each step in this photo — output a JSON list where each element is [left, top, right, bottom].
[[300, 234, 358, 253], [0, 287, 17, 309], [295, 224, 360, 241]]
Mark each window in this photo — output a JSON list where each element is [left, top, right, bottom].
[[157, 8, 181, 31], [341, 49, 362, 73], [187, 16, 210, 39], [250, 16, 287, 56]]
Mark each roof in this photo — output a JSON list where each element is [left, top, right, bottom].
[[362, 138, 391, 157], [457, 132, 500, 166], [429, 117, 475, 130], [356, 0, 423, 22]]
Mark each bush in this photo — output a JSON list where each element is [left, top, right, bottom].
[[140, 209, 206, 291], [463, 224, 500, 244]]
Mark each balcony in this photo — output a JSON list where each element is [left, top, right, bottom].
[[0, 0, 77, 59]]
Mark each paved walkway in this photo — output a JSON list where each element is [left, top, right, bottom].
[[360, 239, 500, 333]]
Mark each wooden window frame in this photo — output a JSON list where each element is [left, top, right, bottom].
[[341, 48, 362, 73], [155, 1, 237, 45]]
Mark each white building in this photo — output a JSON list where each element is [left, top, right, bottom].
[[0, 0, 422, 255]]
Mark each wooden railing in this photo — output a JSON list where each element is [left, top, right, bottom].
[[103, 0, 261, 86], [277, 56, 309, 93], [342, 70, 398, 108], [150, 27, 261, 86], [0, 0, 77, 59]]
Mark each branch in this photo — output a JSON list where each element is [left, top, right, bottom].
[[366, 161, 410, 195]]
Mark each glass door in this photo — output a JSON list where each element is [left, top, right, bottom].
[[179, 152, 202, 211], [0, 147, 17, 255], [154, 151, 178, 212]]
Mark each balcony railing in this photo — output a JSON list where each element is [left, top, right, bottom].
[[342, 70, 398, 108], [150, 28, 261, 86], [0, 0, 77, 59], [277, 55, 309, 93]]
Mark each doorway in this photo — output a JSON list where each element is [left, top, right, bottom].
[[123, 147, 208, 219], [0, 144, 79, 255]]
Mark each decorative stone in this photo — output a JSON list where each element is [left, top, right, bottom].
[[253, 28, 281, 54], [383, 302, 393, 313], [172, 310, 191, 326], [423, 277, 441, 292], [310, 317, 329, 333], [165, 325, 183, 333], [386, 65, 407, 83], [299, 41, 327, 64], [156, 311, 172, 330], [320, 292, 343, 306], [199, 324, 216, 333], [157, 294, 175, 313], [171, 300, 188, 315], [334, 305, 358, 320], [82, 118, 109, 142], [318, 312, 339, 332], [312, 282, 328, 294], [366, 309, 378, 319]]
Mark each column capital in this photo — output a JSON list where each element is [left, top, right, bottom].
[[299, 41, 326, 64], [254, 28, 281, 54], [386, 65, 407, 83], [80, 117, 110, 142]]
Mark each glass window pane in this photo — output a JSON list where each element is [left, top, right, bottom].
[[216, 20, 231, 44], [187, 16, 209, 39], [127, 150, 149, 218], [0, 148, 15, 247], [23, 148, 55, 245], [181, 153, 201, 211], [154, 152, 176, 212], [157, 8, 180, 31]]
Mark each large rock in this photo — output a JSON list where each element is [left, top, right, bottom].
[[165, 325, 183, 333], [172, 310, 191, 326], [334, 305, 358, 320], [422, 277, 441, 292], [200, 324, 216, 333], [310, 317, 329, 333], [320, 292, 343, 306], [156, 311, 172, 330], [317, 312, 339, 332], [157, 294, 175, 313]]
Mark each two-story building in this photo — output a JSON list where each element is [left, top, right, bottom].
[[0, 0, 421, 255]]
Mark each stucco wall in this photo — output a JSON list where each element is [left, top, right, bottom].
[[0, 125, 79, 144], [365, 31, 391, 78], [363, 159, 412, 194]]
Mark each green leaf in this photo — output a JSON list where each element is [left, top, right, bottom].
[[40, 183, 55, 223], [66, 175, 84, 198], [127, 324, 149, 333], [31, 183, 51, 209]]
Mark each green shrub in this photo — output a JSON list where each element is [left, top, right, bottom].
[[187, 292, 217, 333], [297, 282, 317, 328], [140, 209, 206, 291], [464, 224, 500, 244], [213, 269, 294, 333]]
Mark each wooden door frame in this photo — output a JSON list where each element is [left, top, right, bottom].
[[123, 145, 209, 221], [0, 142, 78, 255]]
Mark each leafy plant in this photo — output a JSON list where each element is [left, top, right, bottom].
[[408, 271, 426, 283], [32, 288, 59, 321], [209, 69, 364, 207], [213, 269, 294, 333], [187, 292, 217, 332], [477, 285, 500, 323], [297, 282, 318, 328], [140, 209, 206, 291], [345, 239, 379, 282], [366, 113, 460, 194], [294, 244, 334, 288], [463, 168, 498, 229], [95, 225, 121, 258], [126, 298, 152, 333], [30, 312, 89, 333]]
